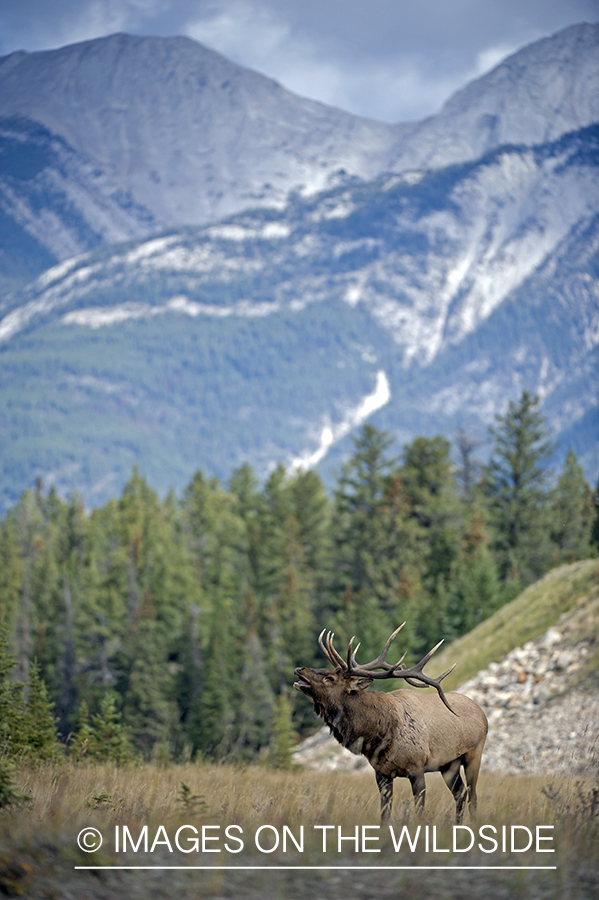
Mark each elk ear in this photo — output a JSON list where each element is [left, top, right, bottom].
[[346, 675, 373, 693]]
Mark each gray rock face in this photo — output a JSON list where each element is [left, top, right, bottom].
[[395, 23, 599, 171], [0, 116, 157, 265], [0, 24, 597, 249], [0, 33, 406, 231]]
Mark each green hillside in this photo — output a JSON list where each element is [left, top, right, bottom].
[[433, 558, 599, 690]]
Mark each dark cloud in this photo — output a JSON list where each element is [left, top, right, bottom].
[[0, 0, 597, 120]]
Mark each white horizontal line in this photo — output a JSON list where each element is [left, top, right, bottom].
[[75, 866, 557, 871]]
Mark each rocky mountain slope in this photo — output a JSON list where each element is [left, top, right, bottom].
[[0, 24, 597, 280], [0, 32, 405, 245], [0, 121, 596, 507], [0, 116, 157, 294]]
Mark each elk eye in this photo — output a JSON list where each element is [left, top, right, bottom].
[[323, 675, 335, 684]]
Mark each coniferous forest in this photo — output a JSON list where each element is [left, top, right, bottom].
[[0, 392, 597, 768]]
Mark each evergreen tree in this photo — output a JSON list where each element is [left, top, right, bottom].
[[334, 425, 398, 600], [485, 391, 554, 586], [122, 617, 177, 759], [69, 701, 93, 761], [550, 449, 593, 562], [592, 477, 599, 555], [446, 513, 501, 637], [231, 628, 274, 760], [455, 428, 482, 503], [0, 627, 27, 759], [0, 759, 31, 808], [269, 692, 295, 770], [89, 695, 135, 764], [0, 516, 20, 629], [23, 661, 61, 761], [192, 602, 238, 758]]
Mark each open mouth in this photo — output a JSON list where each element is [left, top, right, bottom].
[[294, 678, 311, 691]]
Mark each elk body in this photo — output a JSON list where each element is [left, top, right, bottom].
[[294, 626, 487, 823]]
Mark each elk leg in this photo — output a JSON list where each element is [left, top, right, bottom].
[[376, 772, 394, 821], [408, 772, 426, 812], [463, 738, 486, 815], [440, 759, 467, 823]]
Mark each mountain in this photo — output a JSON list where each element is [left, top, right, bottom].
[[0, 120, 597, 509], [0, 33, 405, 247], [0, 24, 597, 290], [0, 116, 157, 295], [392, 22, 599, 171]]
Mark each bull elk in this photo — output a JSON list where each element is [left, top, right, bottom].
[[294, 624, 487, 822]]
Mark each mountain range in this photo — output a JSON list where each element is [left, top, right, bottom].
[[0, 23, 597, 508]]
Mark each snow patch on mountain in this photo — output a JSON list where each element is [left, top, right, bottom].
[[61, 294, 285, 328], [290, 370, 391, 471]]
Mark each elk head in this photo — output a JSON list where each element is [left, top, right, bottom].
[[294, 624, 458, 714]]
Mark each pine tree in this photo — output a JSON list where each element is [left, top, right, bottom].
[[592, 477, 599, 555], [192, 602, 238, 758], [269, 692, 295, 770], [23, 661, 61, 762], [485, 391, 554, 586], [122, 618, 177, 759], [446, 513, 501, 637], [69, 701, 93, 761], [334, 424, 398, 599], [550, 449, 593, 562], [231, 629, 274, 760], [0, 759, 31, 808], [89, 695, 135, 764], [0, 517, 20, 629], [0, 627, 28, 759]]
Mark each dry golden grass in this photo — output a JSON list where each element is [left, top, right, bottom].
[[1, 761, 597, 898]]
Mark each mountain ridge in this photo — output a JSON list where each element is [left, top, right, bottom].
[[0, 23, 597, 277]]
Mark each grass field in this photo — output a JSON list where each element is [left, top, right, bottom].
[[1, 760, 597, 899]]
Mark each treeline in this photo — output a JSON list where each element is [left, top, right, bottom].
[[0, 391, 597, 765]]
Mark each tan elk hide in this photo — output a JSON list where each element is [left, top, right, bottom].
[[294, 625, 488, 822]]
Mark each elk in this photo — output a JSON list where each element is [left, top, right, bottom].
[[294, 625, 487, 823]]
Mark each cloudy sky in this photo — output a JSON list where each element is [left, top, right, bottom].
[[0, 0, 597, 121]]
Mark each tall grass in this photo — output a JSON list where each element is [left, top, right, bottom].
[[1, 761, 597, 893]]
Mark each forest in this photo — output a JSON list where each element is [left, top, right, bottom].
[[0, 391, 597, 769]]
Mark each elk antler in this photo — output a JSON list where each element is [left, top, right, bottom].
[[318, 629, 347, 669], [319, 625, 458, 715]]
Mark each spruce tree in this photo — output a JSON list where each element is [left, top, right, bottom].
[[23, 661, 61, 762], [592, 477, 599, 555], [69, 701, 93, 761], [0, 627, 27, 759], [89, 695, 135, 764], [334, 424, 397, 600], [269, 692, 295, 770], [550, 449, 593, 562], [485, 391, 554, 587], [122, 619, 177, 759], [446, 513, 501, 637], [231, 629, 274, 760]]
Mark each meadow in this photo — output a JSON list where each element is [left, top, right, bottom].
[[1, 760, 597, 899]]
